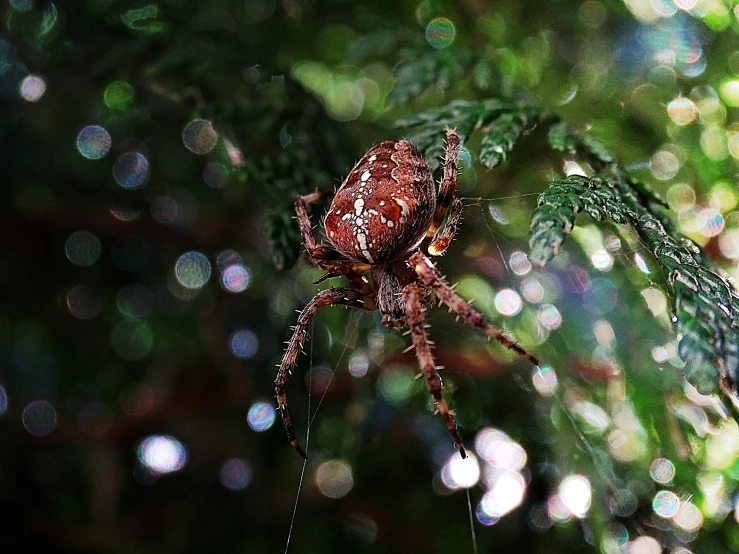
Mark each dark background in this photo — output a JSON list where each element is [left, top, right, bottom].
[[1, 0, 739, 552]]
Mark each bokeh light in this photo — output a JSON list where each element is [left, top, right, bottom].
[[650, 149, 680, 180], [175, 251, 211, 289], [221, 264, 252, 293], [604, 235, 621, 252], [76, 125, 111, 160], [229, 329, 258, 359], [440, 452, 480, 489], [475, 503, 499, 526], [666, 183, 695, 212], [425, 17, 455, 49], [591, 249, 613, 271], [709, 182, 737, 212], [547, 493, 572, 523], [718, 229, 739, 259], [110, 206, 141, 222], [494, 288, 522, 316], [247, 401, 275, 432], [203, 162, 229, 189], [673, 501, 703, 532], [509, 251, 532, 275], [480, 471, 526, 517], [137, 435, 187, 475], [348, 352, 369, 378], [532, 366, 559, 396], [377, 367, 414, 404], [182, 119, 218, 155], [475, 428, 527, 470], [104, 81, 135, 110], [19, 74, 46, 102], [627, 536, 661, 554], [652, 490, 680, 518], [113, 152, 150, 189], [22, 401, 57, 437], [564, 160, 587, 176], [315, 460, 354, 498], [720, 80, 739, 107], [65, 231, 101, 267], [650, 458, 676, 484], [667, 97, 697, 125], [219, 458, 253, 490], [538, 304, 563, 330], [521, 277, 544, 303], [559, 475, 592, 518], [66, 285, 101, 319], [698, 208, 724, 237]]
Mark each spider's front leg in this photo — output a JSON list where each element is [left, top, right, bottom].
[[402, 283, 467, 458], [294, 192, 337, 263], [409, 251, 540, 368], [275, 287, 366, 458], [294, 193, 375, 297]]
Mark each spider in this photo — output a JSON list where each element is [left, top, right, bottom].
[[275, 128, 539, 459]]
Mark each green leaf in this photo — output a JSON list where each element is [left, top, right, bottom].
[[547, 121, 614, 165], [529, 166, 739, 393], [394, 99, 537, 170], [479, 107, 539, 168]]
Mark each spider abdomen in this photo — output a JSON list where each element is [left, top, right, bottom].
[[324, 140, 435, 264]]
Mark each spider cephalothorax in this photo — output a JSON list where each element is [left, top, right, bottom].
[[275, 129, 539, 459]]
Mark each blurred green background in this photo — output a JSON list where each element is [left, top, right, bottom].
[[2, 0, 739, 552]]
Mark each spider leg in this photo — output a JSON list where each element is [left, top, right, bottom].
[[422, 128, 460, 253], [294, 191, 331, 254], [402, 283, 467, 458], [295, 193, 374, 294], [295, 192, 347, 268], [409, 251, 540, 368], [275, 287, 367, 458], [427, 197, 463, 256]]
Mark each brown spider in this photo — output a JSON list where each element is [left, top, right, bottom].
[[275, 128, 539, 459]]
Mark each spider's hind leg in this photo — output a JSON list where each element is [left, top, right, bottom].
[[275, 287, 367, 458], [427, 197, 463, 256], [422, 128, 461, 254], [403, 282, 467, 458], [409, 251, 540, 368]]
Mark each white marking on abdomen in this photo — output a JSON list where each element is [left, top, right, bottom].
[[354, 198, 365, 216], [356, 232, 374, 263], [395, 197, 410, 216]]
